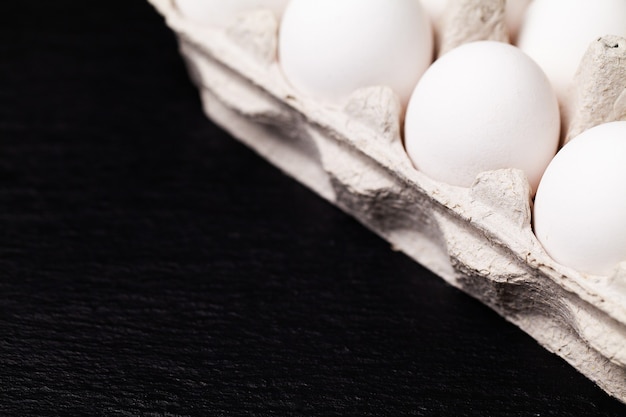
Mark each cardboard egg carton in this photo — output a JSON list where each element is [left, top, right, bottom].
[[148, 0, 626, 402]]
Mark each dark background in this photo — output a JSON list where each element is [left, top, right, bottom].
[[1, 1, 624, 415]]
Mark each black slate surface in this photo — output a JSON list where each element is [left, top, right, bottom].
[[1, 1, 625, 416]]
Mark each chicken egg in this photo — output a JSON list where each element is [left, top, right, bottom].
[[174, 0, 289, 27], [278, 0, 433, 107], [404, 41, 560, 193], [517, 0, 626, 99], [534, 121, 626, 277]]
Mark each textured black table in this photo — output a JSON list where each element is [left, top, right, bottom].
[[1, 1, 625, 416]]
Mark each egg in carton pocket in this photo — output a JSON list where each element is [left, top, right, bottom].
[[148, 0, 626, 403]]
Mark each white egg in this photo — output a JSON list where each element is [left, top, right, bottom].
[[517, 0, 626, 99], [404, 41, 560, 193], [278, 0, 433, 107], [174, 0, 289, 27], [534, 121, 626, 276]]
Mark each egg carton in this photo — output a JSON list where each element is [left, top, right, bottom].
[[148, 0, 626, 403]]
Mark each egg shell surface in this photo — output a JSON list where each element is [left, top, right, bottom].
[[533, 121, 626, 277], [278, 0, 433, 107], [174, 0, 289, 27], [517, 0, 626, 98], [404, 41, 560, 193]]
